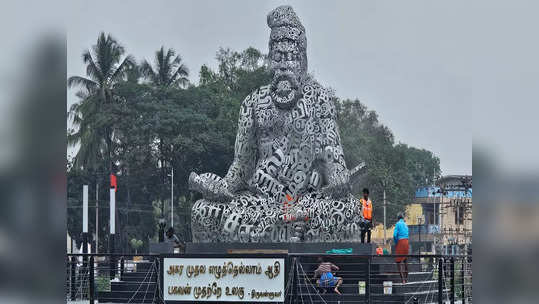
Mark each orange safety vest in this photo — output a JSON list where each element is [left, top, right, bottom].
[[361, 198, 372, 220]]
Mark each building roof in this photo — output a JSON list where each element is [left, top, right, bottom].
[[436, 175, 472, 191], [415, 186, 472, 198], [416, 175, 472, 198]]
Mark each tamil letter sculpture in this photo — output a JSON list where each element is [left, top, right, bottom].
[[189, 5, 365, 243]]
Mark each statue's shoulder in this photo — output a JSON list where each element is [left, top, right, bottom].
[[257, 84, 272, 98], [302, 79, 335, 103], [306, 80, 336, 118], [317, 84, 336, 104], [242, 84, 272, 108]]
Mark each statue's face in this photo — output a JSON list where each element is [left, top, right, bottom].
[[269, 39, 306, 109]]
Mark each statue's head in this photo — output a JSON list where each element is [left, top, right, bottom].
[[267, 5, 307, 109]]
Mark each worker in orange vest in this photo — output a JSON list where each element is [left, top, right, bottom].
[[360, 188, 373, 243]]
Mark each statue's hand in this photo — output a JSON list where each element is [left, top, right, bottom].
[[349, 162, 366, 187], [321, 173, 351, 199], [188, 172, 234, 202]]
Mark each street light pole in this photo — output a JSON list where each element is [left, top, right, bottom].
[[418, 216, 423, 242], [440, 190, 444, 254], [95, 183, 99, 254], [82, 185, 88, 255], [383, 188, 387, 245], [171, 167, 174, 227]]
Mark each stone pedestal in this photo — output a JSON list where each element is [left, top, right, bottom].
[[149, 242, 174, 254]]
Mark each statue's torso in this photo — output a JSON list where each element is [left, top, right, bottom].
[[248, 84, 334, 200]]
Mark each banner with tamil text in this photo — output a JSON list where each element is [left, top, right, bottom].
[[163, 257, 285, 302]]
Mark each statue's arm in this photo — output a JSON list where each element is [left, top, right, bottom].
[[223, 94, 257, 193], [318, 89, 350, 197]]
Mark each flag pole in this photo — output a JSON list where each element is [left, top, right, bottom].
[[82, 185, 89, 255]]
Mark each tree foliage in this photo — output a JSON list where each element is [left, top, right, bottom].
[[336, 99, 440, 223], [140, 46, 189, 88]]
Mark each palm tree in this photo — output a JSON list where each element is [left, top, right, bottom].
[[140, 47, 189, 215], [140, 46, 189, 88], [68, 32, 135, 171]]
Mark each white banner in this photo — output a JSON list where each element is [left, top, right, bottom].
[[163, 258, 285, 302]]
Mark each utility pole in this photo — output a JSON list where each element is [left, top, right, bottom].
[[109, 188, 116, 278], [440, 190, 444, 254], [432, 170, 437, 254], [433, 168, 436, 226], [169, 167, 174, 227], [82, 185, 89, 255], [95, 183, 99, 254], [383, 188, 387, 245], [433, 192, 436, 226], [440, 191, 443, 235]]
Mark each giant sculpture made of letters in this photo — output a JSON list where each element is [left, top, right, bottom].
[[189, 5, 366, 243]]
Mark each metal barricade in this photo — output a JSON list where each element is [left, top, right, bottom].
[[66, 254, 161, 304], [66, 252, 471, 304], [288, 253, 471, 304]]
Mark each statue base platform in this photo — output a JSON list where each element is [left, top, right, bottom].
[[185, 242, 374, 255], [149, 242, 174, 254]]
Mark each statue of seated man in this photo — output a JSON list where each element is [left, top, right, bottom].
[[189, 5, 364, 243]]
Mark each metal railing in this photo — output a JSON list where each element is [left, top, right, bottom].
[[66, 253, 471, 304], [287, 254, 472, 304], [66, 253, 161, 304]]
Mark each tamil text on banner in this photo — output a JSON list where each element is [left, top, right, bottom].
[[163, 257, 285, 302]]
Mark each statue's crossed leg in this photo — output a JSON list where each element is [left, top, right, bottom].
[[191, 193, 363, 243]]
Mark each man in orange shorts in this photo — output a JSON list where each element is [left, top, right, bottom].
[[393, 213, 409, 283]]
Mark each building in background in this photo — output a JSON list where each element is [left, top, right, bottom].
[[414, 175, 472, 255]]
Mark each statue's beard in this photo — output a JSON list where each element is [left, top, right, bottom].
[[271, 71, 300, 109]]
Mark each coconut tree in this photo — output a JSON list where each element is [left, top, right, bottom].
[[140, 46, 189, 88], [68, 32, 135, 171], [139, 46, 190, 216]]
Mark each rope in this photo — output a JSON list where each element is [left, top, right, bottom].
[[151, 262, 157, 303], [403, 267, 435, 304], [125, 260, 155, 304], [141, 261, 154, 304], [297, 260, 329, 304], [423, 278, 435, 304], [297, 262, 317, 304], [442, 260, 451, 304], [74, 264, 89, 300], [295, 260, 306, 304]]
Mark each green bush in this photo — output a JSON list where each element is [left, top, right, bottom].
[[96, 275, 111, 292]]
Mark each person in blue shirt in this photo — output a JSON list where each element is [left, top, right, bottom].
[[393, 213, 409, 283]]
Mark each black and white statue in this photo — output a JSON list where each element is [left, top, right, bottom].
[[189, 5, 365, 243]]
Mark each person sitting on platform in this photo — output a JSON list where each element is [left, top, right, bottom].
[[360, 188, 373, 243], [165, 228, 185, 253], [393, 213, 409, 283], [312, 257, 343, 295]]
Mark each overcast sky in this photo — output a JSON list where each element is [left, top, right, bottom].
[[66, 0, 476, 175]]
